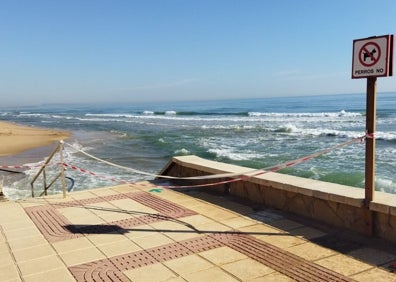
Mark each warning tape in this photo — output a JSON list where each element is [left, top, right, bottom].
[[61, 134, 368, 189], [0, 162, 59, 171], [63, 141, 256, 180], [63, 163, 133, 185], [1, 133, 372, 190]]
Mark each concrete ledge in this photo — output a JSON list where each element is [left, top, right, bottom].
[[160, 155, 396, 243]]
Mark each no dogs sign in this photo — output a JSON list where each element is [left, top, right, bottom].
[[352, 35, 394, 78]]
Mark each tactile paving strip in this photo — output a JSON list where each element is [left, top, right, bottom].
[[69, 233, 354, 282], [24, 191, 196, 242], [212, 232, 354, 282]]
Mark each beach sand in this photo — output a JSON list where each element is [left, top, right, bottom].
[[0, 121, 70, 157]]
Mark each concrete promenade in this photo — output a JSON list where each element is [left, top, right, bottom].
[[1, 181, 396, 281]]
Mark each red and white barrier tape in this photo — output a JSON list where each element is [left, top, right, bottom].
[[63, 163, 133, 185], [62, 134, 368, 189], [1, 133, 372, 189], [0, 162, 59, 171]]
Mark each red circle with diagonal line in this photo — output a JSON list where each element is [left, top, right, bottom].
[[359, 42, 381, 67]]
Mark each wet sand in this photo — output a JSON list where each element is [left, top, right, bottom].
[[0, 121, 70, 157]]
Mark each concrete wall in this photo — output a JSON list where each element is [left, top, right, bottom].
[[159, 155, 396, 243]]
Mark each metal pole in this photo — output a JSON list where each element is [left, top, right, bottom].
[[365, 77, 377, 204], [59, 141, 67, 198], [364, 76, 377, 236]]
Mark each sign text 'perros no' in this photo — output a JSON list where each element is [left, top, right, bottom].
[[352, 34, 394, 79]]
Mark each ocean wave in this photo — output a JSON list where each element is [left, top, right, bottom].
[[165, 111, 177, 115], [207, 147, 263, 161], [248, 110, 362, 118], [376, 178, 396, 194], [174, 148, 190, 155]]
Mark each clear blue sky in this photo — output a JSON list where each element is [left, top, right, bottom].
[[1, 0, 395, 106]]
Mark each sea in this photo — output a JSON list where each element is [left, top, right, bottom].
[[1, 92, 396, 200]]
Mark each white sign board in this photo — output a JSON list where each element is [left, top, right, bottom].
[[352, 35, 393, 79]]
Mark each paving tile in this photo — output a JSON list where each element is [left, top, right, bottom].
[[0, 263, 20, 281], [164, 254, 213, 275], [215, 201, 254, 215], [23, 267, 75, 282], [90, 188, 120, 197], [58, 206, 105, 226], [16, 200, 48, 208], [255, 232, 307, 249], [150, 220, 202, 241], [190, 206, 237, 221], [3, 182, 396, 282], [111, 184, 135, 193], [123, 224, 158, 239], [178, 214, 214, 226], [17, 255, 65, 276], [288, 226, 327, 240], [221, 257, 275, 280], [0, 249, 15, 266], [248, 272, 295, 281], [221, 215, 256, 229], [315, 253, 373, 276], [0, 230, 5, 243], [199, 246, 248, 265], [0, 241, 9, 253], [52, 237, 94, 254], [4, 225, 43, 240], [287, 242, 337, 261], [268, 218, 304, 231], [239, 223, 283, 237], [110, 198, 158, 215], [182, 266, 239, 282], [123, 263, 178, 282], [13, 244, 56, 262], [132, 232, 174, 249], [97, 239, 142, 257], [7, 235, 48, 251], [0, 219, 36, 231], [351, 267, 396, 282], [162, 277, 186, 282], [88, 201, 133, 222], [69, 191, 97, 200], [348, 247, 396, 266], [58, 246, 106, 266], [87, 231, 127, 246], [248, 209, 284, 223], [193, 221, 231, 233], [154, 190, 193, 203]]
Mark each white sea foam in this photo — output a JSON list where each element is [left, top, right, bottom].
[[376, 178, 396, 194], [174, 148, 190, 155], [248, 111, 362, 118], [165, 111, 177, 115]]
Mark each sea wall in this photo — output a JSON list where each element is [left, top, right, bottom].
[[159, 155, 396, 243]]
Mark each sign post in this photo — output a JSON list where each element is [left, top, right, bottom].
[[352, 34, 393, 235], [365, 77, 376, 203]]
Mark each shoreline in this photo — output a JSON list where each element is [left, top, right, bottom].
[[0, 121, 70, 157]]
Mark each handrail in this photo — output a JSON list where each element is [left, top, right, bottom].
[[30, 141, 66, 198]]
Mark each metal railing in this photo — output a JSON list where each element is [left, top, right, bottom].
[[30, 141, 67, 198]]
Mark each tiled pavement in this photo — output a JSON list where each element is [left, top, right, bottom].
[[1, 181, 396, 281]]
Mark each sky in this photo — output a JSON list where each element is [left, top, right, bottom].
[[1, 0, 396, 107]]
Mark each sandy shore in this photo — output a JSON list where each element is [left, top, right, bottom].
[[0, 121, 70, 157]]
